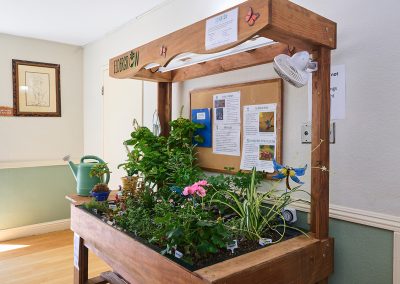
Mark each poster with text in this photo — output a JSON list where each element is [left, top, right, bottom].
[[240, 103, 277, 173], [213, 91, 241, 156]]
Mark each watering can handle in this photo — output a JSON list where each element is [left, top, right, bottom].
[[80, 155, 105, 164], [80, 155, 110, 184]]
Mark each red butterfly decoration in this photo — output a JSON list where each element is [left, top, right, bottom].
[[245, 7, 260, 26], [160, 45, 167, 58]]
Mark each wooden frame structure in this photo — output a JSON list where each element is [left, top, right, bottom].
[[69, 0, 337, 283]]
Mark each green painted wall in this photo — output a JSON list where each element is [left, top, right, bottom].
[[296, 212, 393, 284], [0, 165, 76, 230]]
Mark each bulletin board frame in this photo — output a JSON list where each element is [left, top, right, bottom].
[[190, 79, 283, 175]]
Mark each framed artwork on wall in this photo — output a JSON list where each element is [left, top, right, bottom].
[[12, 59, 61, 117]]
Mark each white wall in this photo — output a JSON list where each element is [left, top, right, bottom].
[[84, 0, 400, 217], [0, 33, 83, 162], [83, 0, 245, 156], [291, 0, 400, 216]]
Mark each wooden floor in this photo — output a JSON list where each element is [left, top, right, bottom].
[[0, 230, 110, 284]]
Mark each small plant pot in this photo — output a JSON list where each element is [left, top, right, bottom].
[[91, 191, 110, 202]]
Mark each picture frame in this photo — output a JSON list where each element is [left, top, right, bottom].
[[12, 59, 61, 117]]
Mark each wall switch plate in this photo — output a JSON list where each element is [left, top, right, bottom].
[[301, 122, 336, 144]]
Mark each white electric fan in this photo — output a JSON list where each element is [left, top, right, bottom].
[[273, 51, 318, 88]]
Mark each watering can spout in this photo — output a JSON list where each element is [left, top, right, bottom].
[[68, 161, 78, 181]]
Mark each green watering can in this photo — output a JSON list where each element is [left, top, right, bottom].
[[68, 155, 110, 196]]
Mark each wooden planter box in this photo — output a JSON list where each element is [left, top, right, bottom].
[[71, 205, 333, 284]]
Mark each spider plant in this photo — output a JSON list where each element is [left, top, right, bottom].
[[211, 168, 309, 242]]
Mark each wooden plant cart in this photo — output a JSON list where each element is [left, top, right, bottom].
[[68, 0, 336, 283]]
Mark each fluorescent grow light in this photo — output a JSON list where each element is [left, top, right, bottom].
[[143, 36, 275, 73]]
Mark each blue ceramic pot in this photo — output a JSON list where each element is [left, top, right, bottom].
[[91, 191, 110, 202]]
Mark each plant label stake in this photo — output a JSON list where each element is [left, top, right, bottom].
[[174, 250, 183, 259], [227, 240, 238, 253], [259, 238, 273, 247], [109, 204, 117, 211]]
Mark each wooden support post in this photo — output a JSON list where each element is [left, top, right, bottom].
[[157, 82, 172, 137], [311, 47, 331, 240], [74, 234, 89, 284]]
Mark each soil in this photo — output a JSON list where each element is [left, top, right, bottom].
[[81, 206, 303, 271]]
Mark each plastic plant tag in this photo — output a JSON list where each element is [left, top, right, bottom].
[[226, 240, 238, 253], [93, 209, 97, 214], [106, 220, 114, 226], [109, 204, 117, 210], [174, 250, 183, 259], [259, 238, 273, 246]]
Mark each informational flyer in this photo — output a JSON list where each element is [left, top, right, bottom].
[[213, 91, 241, 156], [308, 64, 346, 120], [240, 104, 277, 173], [205, 8, 238, 50], [213, 124, 241, 156]]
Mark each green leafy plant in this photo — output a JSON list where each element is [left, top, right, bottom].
[[212, 168, 306, 242], [151, 200, 230, 263], [115, 196, 156, 239], [85, 198, 109, 213], [89, 163, 111, 183], [123, 116, 204, 189], [125, 126, 169, 187]]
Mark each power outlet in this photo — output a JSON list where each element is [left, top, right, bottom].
[[301, 123, 336, 144], [301, 123, 312, 143]]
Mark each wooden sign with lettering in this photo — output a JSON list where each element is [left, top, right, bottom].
[[0, 106, 13, 116], [112, 50, 139, 75]]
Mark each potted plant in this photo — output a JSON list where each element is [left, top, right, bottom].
[[89, 163, 112, 201], [118, 145, 140, 195]]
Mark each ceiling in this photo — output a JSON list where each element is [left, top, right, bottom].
[[0, 0, 168, 46]]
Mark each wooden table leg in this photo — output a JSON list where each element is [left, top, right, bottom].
[[74, 233, 88, 284], [317, 278, 329, 284]]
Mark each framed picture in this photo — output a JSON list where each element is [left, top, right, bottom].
[[12, 60, 61, 117]]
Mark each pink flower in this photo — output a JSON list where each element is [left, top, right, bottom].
[[196, 187, 207, 197], [183, 181, 208, 197], [183, 186, 191, 196], [195, 180, 208, 186]]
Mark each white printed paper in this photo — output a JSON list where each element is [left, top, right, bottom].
[[73, 233, 80, 268], [213, 91, 241, 156], [205, 8, 238, 50], [308, 65, 346, 121], [213, 91, 241, 124], [197, 112, 206, 120], [240, 104, 277, 173], [213, 123, 241, 156]]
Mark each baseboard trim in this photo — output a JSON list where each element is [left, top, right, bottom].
[[292, 202, 400, 232], [0, 219, 71, 242]]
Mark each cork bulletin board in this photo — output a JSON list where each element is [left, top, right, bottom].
[[190, 79, 283, 174]]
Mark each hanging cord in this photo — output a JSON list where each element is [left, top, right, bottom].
[[152, 110, 161, 136]]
